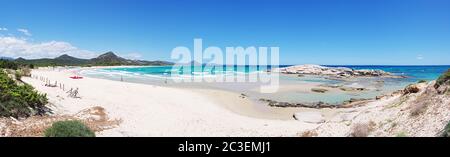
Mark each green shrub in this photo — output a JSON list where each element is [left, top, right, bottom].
[[0, 59, 35, 70], [28, 64, 35, 69], [435, 69, 450, 89], [0, 60, 18, 70], [44, 120, 95, 137], [14, 71, 22, 81], [0, 70, 48, 117], [441, 121, 450, 137], [418, 80, 427, 83]]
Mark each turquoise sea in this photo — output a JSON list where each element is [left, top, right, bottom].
[[80, 65, 450, 104]]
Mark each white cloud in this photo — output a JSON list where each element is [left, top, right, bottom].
[[17, 28, 32, 36], [0, 28, 7, 31], [0, 36, 98, 59], [416, 55, 424, 60]]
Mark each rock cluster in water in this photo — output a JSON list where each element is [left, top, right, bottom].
[[259, 98, 331, 108], [276, 64, 396, 78], [259, 97, 372, 109]]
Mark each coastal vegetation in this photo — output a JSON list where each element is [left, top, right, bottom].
[[0, 59, 47, 118], [14, 67, 32, 81], [0, 59, 34, 70], [1, 58, 448, 137], [435, 69, 450, 89], [418, 80, 427, 83], [0, 70, 48, 118], [0, 59, 19, 70], [44, 120, 95, 137]]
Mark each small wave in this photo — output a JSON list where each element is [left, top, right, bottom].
[[80, 67, 269, 83]]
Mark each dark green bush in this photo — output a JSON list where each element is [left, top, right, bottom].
[[0, 60, 18, 70], [28, 64, 35, 69], [418, 80, 427, 83], [44, 120, 95, 137], [435, 69, 450, 89], [0, 70, 48, 117], [0, 59, 35, 69]]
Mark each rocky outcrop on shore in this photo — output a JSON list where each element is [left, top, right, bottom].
[[260, 98, 335, 108], [277, 64, 400, 78], [259, 97, 372, 109]]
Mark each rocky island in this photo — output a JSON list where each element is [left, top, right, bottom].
[[276, 64, 403, 79]]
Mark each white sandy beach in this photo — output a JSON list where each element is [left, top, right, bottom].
[[19, 67, 450, 137], [22, 68, 319, 137]]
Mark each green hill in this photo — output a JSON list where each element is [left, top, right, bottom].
[[14, 52, 174, 67], [90, 51, 128, 66]]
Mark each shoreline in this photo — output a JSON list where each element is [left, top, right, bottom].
[[77, 65, 347, 120], [22, 68, 322, 136], [77, 65, 409, 105], [17, 66, 449, 137]]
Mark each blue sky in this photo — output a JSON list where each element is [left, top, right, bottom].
[[0, 0, 449, 65]]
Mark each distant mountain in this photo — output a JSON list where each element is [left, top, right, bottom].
[[90, 52, 174, 66], [131, 60, 174, 66], [55, 54, 90, 65], [143, 60, 174, 66], [90, 51, 128, 65], [15, 57, 27, 62], [15, 54, 89, 66], [14, 52, 174, 67]]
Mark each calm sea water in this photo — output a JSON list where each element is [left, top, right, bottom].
[[80, 65, 450, 104], [327, 65, 450, 82], [98, 65, 278, 77], [87, 65, 449, 81]]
